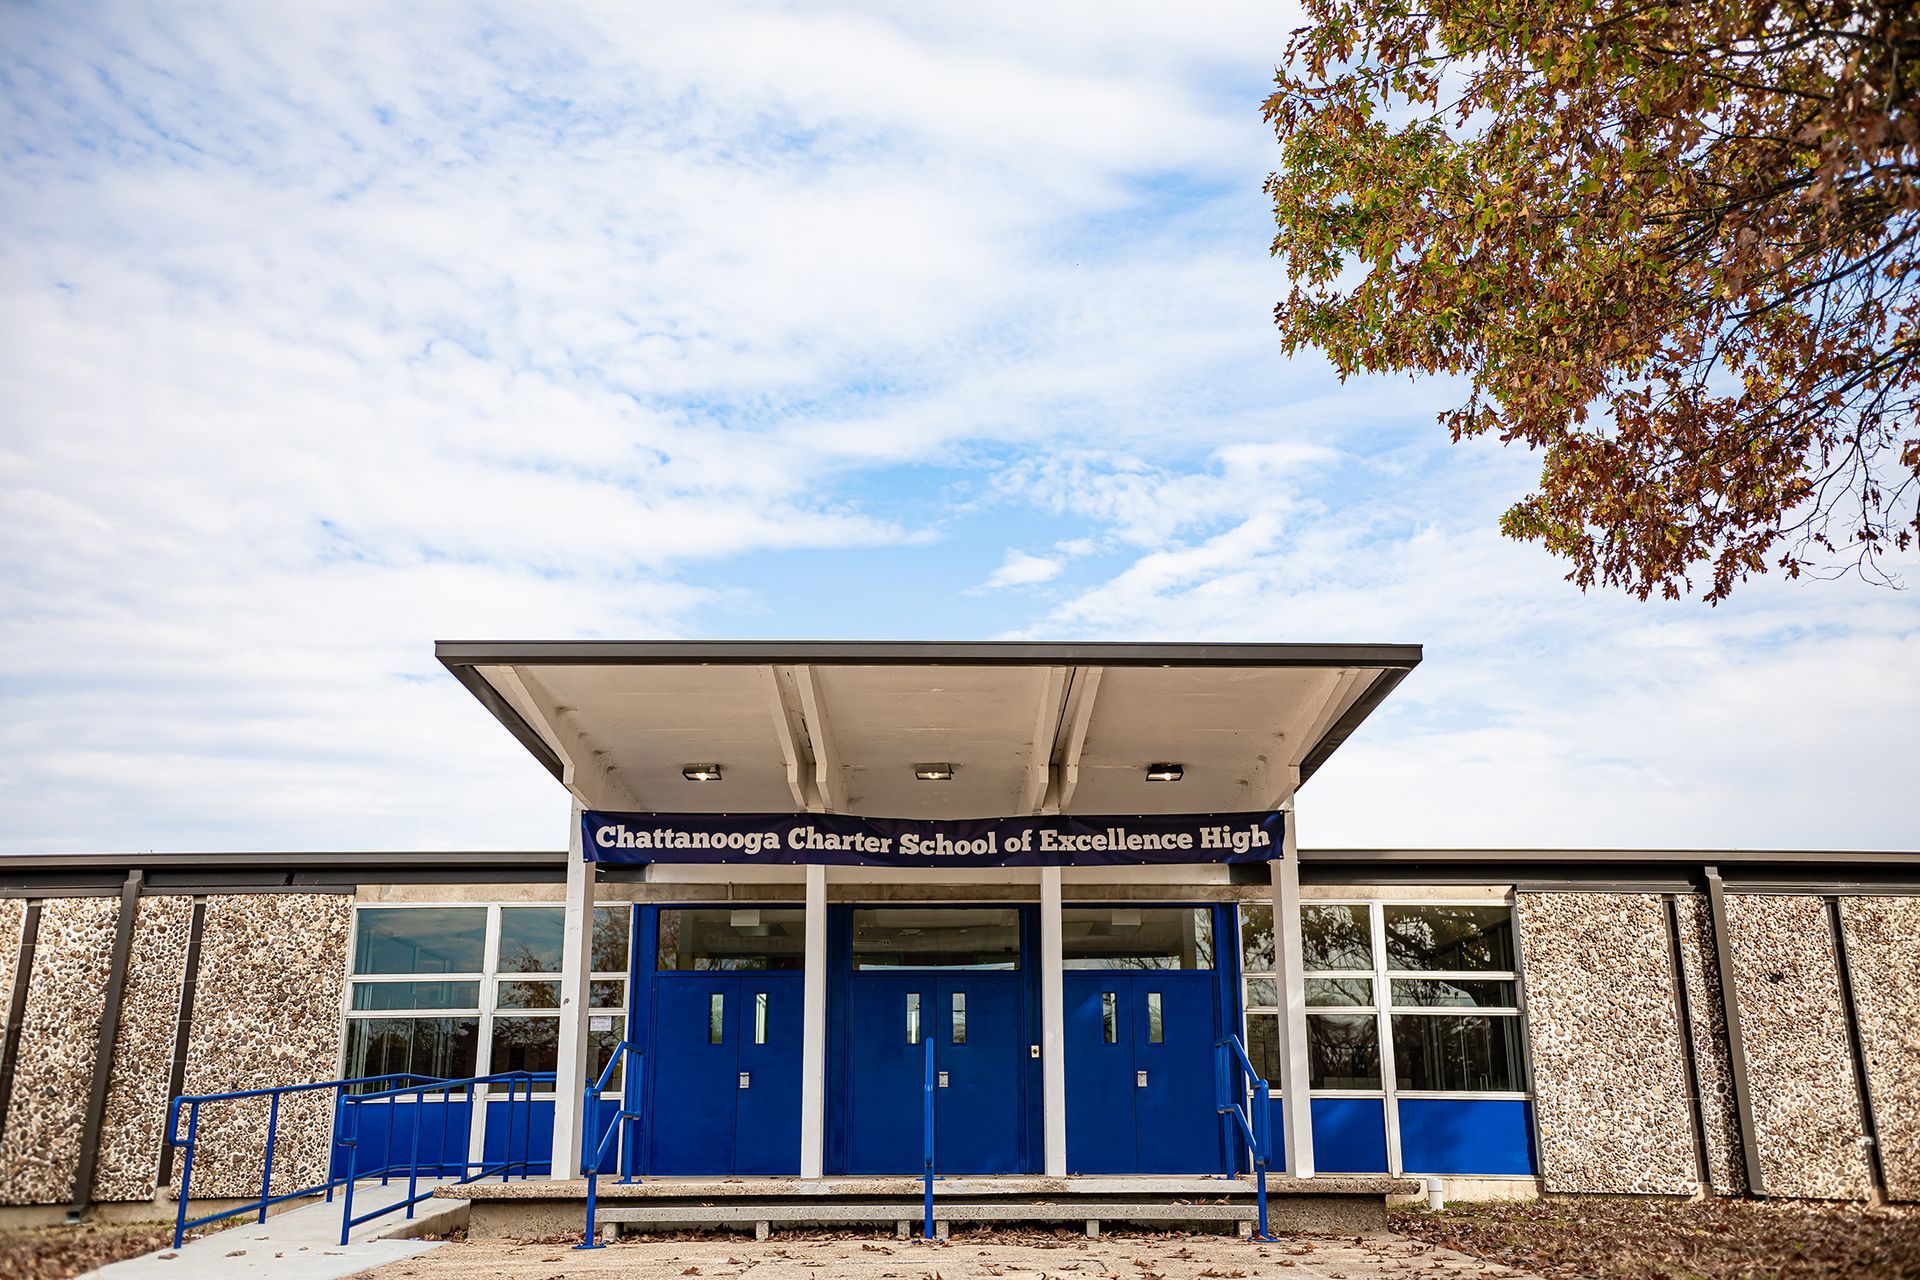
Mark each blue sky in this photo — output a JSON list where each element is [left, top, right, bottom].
[[2, 1, 1915, 854]]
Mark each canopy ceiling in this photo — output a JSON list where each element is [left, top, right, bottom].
[[436, 642, 1420, 818]]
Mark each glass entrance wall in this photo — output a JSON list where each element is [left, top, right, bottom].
[[1061, 907, 1213, 969], [1237, 899, 1535, 1177], [850, 907, 1022, 969]]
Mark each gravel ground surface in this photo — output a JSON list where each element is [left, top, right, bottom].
[[0, 1220, 209, 1280], [1390, 1198, 1920, 1279], [346, 1227, 1537, 1280]]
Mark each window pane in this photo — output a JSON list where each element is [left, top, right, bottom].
[[1391, 1015, 1526, 1092], [1391, 978, 1517, 1008], [1147, 992, 1163, 1044], [590, 1016, 627, 1087], [489, 1015, 559, 1082], [1383, 905, 1515, 972], [851, 908, 1020, 970], [497, 907, 565, 974], [351, 981, 478, 1011], [754, 993, 768, 1045], [951, 992, 967, 1044], [344, 1016, 478, 1090], [1307, 1013, 1380, 1089], [1244, 976, 1278, 1009], [708, 993, 725, 1044], [353, 908, 486, 975], [1239, 905, 1274, 974], [1302, 905, 1372, 971], [906, 992, 921, 1044], [590, 980, 625, 1009], [593, 906, 631, 973], [1101, 992, 1117, 1044], [496, 979, 560, 1009], [1245, 1012, 1281, 1086], [1061, 908, 1213, 970], [657, 909, 806, 971], [1304, 977, 1373, 1007]]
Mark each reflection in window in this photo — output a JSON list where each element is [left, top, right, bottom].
[[852, 909, 1020, 970], [906, 992, 921, 1044], [1101, 992, 1118, 1044], [1062, 908, 1213, 970], [1147, 992, 1163, 1044], [343, 1016, 478, 1089], [1239, 904, 1274, 974], [354, 908, 486, 975], [1304, 977, 1374, 1007], [951, 992, 967, 1044], [351, 981, 479, 1011], [487, 1015, 557, 1080], [1390, 978, 1517, 1008], [1302, 905, 1372, 971], [658, 909, 806, 971], [1246, 1011, 1281, 1085], [1307, 1013, 1381, 1089], [708, 992, 725, 1044], [497, 907, 564, 974], [1392, 1014, 1525, 1091], [592, 906, 631, 973], [754, 993, 768, 1045], [1383, 905, 1514, 972]]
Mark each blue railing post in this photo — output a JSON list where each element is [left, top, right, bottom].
[[256, 1092, 281, 1223], [338, 1095, 359, 1247], [406, 1083, 424, 1219], [922, 1033, 935, 1241], [170, 1098, 198, 1249], [1216, 1035, 1273, 1243], [576, 1041, 645, 1249]]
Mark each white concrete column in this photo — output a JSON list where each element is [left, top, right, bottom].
[[551, 799, 596, 1179], [1272, 802, 1315, 1177], [1039, 865, 1067, 1176], [799, 862, 828, 1178]]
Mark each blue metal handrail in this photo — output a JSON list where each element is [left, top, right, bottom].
[[1217, 1035, 1273, 1241], [921, 1033, 936, 1240], [335, 1069, 550, 1245], [166, 1072, 437, 1248], [577, 1040, 645, 1250]]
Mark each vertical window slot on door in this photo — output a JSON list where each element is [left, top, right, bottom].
[[1147, 991, 1164, 1043], [708, 992, 725, 1045], [906, 992, 921, 1044], [1101, 992, 1117, 1044], [951, 992, 967, 1044], [754, 992, 768, 1045]]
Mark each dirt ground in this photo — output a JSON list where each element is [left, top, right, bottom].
[[0, 1220, 195, 1280], [1390, 1198, 1920, 1280], [349, 1226, 1539, 1280]]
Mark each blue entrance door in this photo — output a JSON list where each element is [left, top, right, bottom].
[[648, 973, 802, 1174], [1064, 972, 1219, 1173], [844, 972, 1028, 1174]]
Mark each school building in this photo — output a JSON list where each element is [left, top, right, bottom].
[[0, 642, 1913, 1234]]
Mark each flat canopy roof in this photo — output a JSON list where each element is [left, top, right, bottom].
[[436, 641, 1421, 818]]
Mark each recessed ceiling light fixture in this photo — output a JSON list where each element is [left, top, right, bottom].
[[1144, 762, 1183, 782], [913, 763, 955, 781], [681, 763, 723, 782]]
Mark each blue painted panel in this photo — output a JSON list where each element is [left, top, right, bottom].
[[844, 971, 1027, 1174], [1309, 1098, 1388, 1173], [330, 1097, 473, 1180], [1131, 973, 1220, 1174], [648, 976, 740, 1174], [1064, 975, 1136, 1173], [480, 1096, 619, 1178], [734, 973, 804, 1175], [1397, 1098, 1537, 1175]]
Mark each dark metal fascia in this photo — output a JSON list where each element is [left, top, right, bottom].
[[1298, 666, 1413, 785], [71, 870, 142, 1220], [433, 639, 1425, 670], [0, 901, 42, 1154], [1664, 894, 1713, 1192], [1704, 865, 1765, 1196], [1827, 896, 1889, 1201]]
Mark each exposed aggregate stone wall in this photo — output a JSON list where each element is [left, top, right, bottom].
[[0, 898, 118, 1204], [179, 894, 352, 1197], [92, 896, 193, 1202], [1838, 896, 1920, 1201], [1671, 894, 1747, 1195], [1724, 894, 1870, 1199], [1516, 893, 1699, 1193], [0, 899, 21, 1038]]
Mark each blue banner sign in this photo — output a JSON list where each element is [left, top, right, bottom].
[[582, 809, 1285, 868]]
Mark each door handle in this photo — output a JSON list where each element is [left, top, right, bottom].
[[937, 1071, 950, 1088], [738, 1072, 751, 1089], [1136, 1070, 1148, 1088]]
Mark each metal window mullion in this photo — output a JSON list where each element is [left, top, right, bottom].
[[1372, 902, 1403, 1177]]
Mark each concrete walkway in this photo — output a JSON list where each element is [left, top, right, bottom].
[[79, 1179, 465, 1280], [349, 1231, 1543, 1280]]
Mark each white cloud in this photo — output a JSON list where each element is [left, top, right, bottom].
[[977, 549, 1064, 591]]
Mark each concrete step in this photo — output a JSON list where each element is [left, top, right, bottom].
[[594, 1199, 1260, 1241]]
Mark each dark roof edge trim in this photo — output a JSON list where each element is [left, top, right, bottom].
[[434, 640, 1424, 669]]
